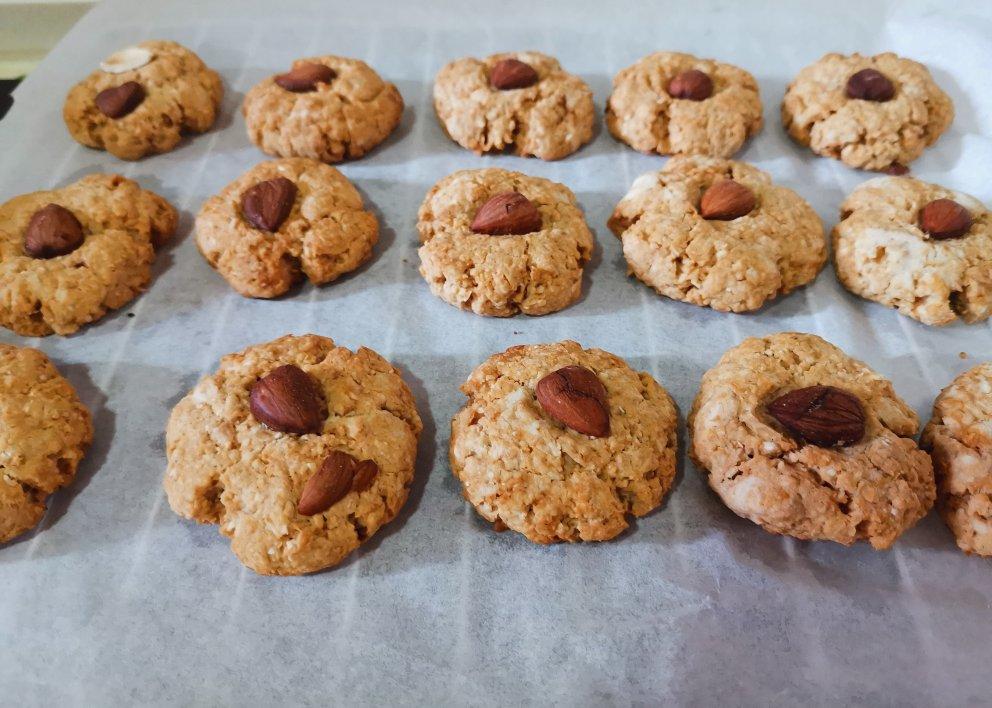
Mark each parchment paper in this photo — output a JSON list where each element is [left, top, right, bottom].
[[2, 1, 991, 705]]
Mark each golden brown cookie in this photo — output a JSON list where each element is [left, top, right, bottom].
[[689, 332, 935, 549], [433, 51, 595, 160], [243, 56, 403, 163], [0, 344, 93, 544], [164, 334, 422, 576], [0, 174, 177, 336], [450, 341, 678, 543], [195, 158, 378, 298], [63, 40, 223, 160], [609, 156, 826, 312], [782, 52, 953, 171]]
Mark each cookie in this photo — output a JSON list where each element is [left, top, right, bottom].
[[63, 40, 223, 160], [243, 56, 403, 163], [689, 332, 935, 549], [0, 174, 177, 336], [921, 363, 992, 556], [782, 52, 953, 171], [195, 158, 378, 298], [450, 341, 678, 543], [0, 344, 93, 544], [433, 51, 594, 160], [606, 52, 762, 158], [417, 168, 593, 317], [164, 334, 422, 576], [608, 156, 826, 312], [833, 176, 991, 326]]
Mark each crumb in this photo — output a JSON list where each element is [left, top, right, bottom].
[[960, 352, 968, 360]]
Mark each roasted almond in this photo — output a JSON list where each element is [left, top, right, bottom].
[[767, 385, 865, 447], [490, 58, 538, 90], [919, 198, 972, 240], [699, 179, 756, 220], [95, 81, 145, 118], [470, 191, 542, 235], [249, 364, 326, 435], [24, 204, 85, 259], [275, 62, 336, 92], [845, 68, 894, 102], [298, 451, 355, 516], [535, 365, 610, 438], [668, 69, 713, 101], [350, 459, 379, 493], [241, 177, 297, 232]]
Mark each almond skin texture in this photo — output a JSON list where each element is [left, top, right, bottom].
[[845, 68, 895, 102], [919, 198, 973, 240], [470, 191, 543, 235], [249, 364, 326, 435], [23, 203, 85, 259], [350, 459, 379, 494], [240, 177, 298, 232], [298, 451, 355, 516], [490, 58, 539, 90], [275, 62, 336, 92], [766, 385, 865, 447], [667, 69, 713, 101], [94, 81, 145, 119], [535, 365, 610, 437], [699, 179, 756, 220]]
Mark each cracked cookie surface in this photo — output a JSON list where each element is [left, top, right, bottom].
[[922, 363, 992, 556], [195, 158, 378, 298], [63, 40, 223, 160], [833, 176, 991, 326], [781, 52, 953, 171], [417, 168, 593, 317], [433, 51, 594, 160], [243, 56, 403, 163], [0, 344, 92, 544], [0, 173, 177, 336], [608, 156, 825, 312], [606, 52, 762, 158], [164, 334, 422, 576], [450, 341, 678, 544], [689, 332, 935, 549]]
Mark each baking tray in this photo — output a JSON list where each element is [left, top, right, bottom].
[[1, 0, 991, 705]]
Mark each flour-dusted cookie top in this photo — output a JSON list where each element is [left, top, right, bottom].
[[0, 174, 177, 337], [833, 176, 991, 326], [606, 52, 762, 158], [433, 51, 594, 161], [195, 158, 378, 298], [243, 56, 403, 163], [922, 363, 992, 556], [0, 344, 93, 544], [782, 52, 953, 172], [164, 334, 421, 575], [689, 332, 935, 549], [417, 168, 593, 317], [63, 40, 223, 160], [450, 341, 678, 544], [608, 156, 825, 312]]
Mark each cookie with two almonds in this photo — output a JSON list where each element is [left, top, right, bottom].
[[64, 40, 223, 160], [163, 334, 422, 575], [689, 332, 935, 549], [450, 341, 678, 543]]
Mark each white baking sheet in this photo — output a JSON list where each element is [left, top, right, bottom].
[[2, 0, 991, 704]]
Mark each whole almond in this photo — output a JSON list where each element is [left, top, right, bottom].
[[275, 62, 336, 92], [470, 191, 543, 235], [249, 364, 326, 435], [24, 204, 85, 259], [490, 58, 539, 90], [845, 68, 894, 102], [241, 177, 297, 232], [298, 451, 355, 516], [668, 69, 713, 101], [350, 459, 379, 493], [767, 385, 865, 447], [535, 365, 610, 438], [919, 198, 972, 240], [699, 179, 756, 220], [95, 81, 145, 118]]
